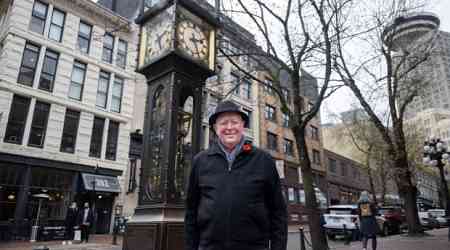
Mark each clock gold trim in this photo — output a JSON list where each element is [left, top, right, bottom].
[[209, 29, 216, 71]]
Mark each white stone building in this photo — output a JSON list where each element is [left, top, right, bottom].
[[0, 0, 142, 236]]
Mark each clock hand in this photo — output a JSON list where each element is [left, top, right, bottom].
[[157, 31, 166, 49]]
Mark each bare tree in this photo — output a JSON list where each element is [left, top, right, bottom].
[[333, 0, 437, 234], [215, 0, 353, 249], [340, 114, 391, 204]]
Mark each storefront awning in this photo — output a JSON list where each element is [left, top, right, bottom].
[[81, 173, 121, 193]]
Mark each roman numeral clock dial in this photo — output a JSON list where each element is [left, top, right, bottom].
[[177, 20, 208, 62]]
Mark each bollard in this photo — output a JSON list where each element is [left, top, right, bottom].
[[112, 228, 118, 245], [299, 227, 306, 250], [343, 224, 351, 245]]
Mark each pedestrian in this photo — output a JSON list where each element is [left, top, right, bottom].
[[77, 202, 94, 243], [63, 202, 78, 245], [185, 100, 288, 250], [357, 191, 378, 250]]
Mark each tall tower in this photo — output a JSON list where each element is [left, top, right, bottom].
[[382, 12, 440, 51], [382, 12, 443, 120]]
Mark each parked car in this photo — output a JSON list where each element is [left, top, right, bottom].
[[375, 206, 406, 236], [427, 209, 448, 227], [418, 212, 440, 230], [323, 205, 359, 239]]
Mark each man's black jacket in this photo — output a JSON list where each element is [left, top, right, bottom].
[[185, 142, 288, 250]]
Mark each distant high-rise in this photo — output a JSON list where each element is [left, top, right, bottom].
[[383, 12, 450, 119], [405, 30, 450, 119]]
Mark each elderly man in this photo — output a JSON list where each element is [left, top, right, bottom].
[[185, 100, 287, 250]]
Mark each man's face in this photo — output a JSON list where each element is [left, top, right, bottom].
[[214, 112, 245, 148], [84, 202, 89, 208]]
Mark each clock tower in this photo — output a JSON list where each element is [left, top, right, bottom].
[[123, 1, 217, 250]]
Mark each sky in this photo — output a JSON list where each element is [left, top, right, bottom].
[[322, 0, 450, 123]]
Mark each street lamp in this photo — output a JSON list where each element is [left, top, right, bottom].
[[423, 138, 450, 240]]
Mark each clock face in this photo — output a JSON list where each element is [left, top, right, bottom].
[[177, 20, 209, 62], [144, 18, 172, 63]]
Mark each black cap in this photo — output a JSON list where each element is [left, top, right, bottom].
[[208, 100, 249, 126]]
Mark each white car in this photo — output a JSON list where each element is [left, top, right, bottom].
[[323, 205, 359, 239], [427, 209, 448, 227]]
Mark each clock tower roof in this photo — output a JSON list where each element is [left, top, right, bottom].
[[136, 0, 220, 28]]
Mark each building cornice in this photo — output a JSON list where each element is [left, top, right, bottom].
[[47, 0, 132, 30]]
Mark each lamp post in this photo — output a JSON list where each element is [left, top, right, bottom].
[[423, 138, 450, 240], [91, 164, 99, 234]]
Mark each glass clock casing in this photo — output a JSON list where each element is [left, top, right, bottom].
[[139, 4, 215, 71], [175, 6, 215, 69]]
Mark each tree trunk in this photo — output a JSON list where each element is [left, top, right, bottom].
[[394, 155, 423, 235], [295, 128, 328, 250], [366, 156, 378, 204]]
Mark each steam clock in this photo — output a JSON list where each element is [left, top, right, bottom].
[[123, 0, 217, 249]]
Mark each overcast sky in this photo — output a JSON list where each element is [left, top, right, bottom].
[[322, 0, 450, 123]]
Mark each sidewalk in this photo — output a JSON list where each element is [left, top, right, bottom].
[[0, 234, 122, 250], [331, 228, 449, 250]]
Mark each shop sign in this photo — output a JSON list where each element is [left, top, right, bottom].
[[81, 173, 121, 193]]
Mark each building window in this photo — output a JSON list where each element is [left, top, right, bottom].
[[28, 101, 50, 147], [328, 158, 337, 173], [128, 159, 137, 193], [299, 189, 305, 204], [68, 61, 86, 100], [242, 78, 251, 99], [265, 104, 276, 121], [96, 71, 110, 108], [18, 43, 40, 86], [38, 49, 59, 92], [4, 95, 31, 144], [89, 117, 105, 158], [105, 121, 119, 160], [111, 76, 124, 112], [341, 163, 347, 176], [242, 108, 252, 129], [231, 73, 239, 95], [288, 187, 295, 203], [283, 138, 294, 156], [264, 78, 273, 94], [116, 39, 127, 68], [282, 88, 290, 103], [77, 21, 92, 54], [48, 8, 65, 42], [60, 109, 80, 153], [102, 33, 114, 63], [267, 132, 278, 151], [282, 112, 290, 127], [310, 125, 319, 140], [353, 167, 359, 178], [312, 149, 321, 164], [29, 1, 48, 34]]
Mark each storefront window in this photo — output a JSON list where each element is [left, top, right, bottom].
[[0, 164, 24, 221], [29, 168, 75, 221], [0, 186, 19, 221]]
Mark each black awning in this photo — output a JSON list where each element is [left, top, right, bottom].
[[81, 173, 121, 193]]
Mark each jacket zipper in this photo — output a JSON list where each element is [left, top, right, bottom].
[[226, 157, 235, 249]]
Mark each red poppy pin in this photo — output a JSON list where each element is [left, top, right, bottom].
[[242, 142, 253, 153]]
